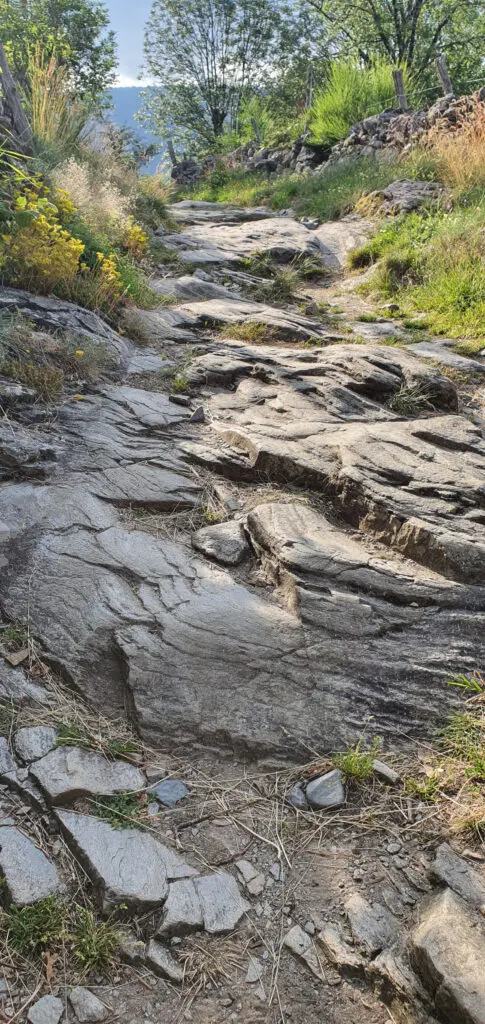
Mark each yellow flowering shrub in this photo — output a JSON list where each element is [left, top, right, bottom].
[[121, 217, 149, 258], [2, 215, 85, 291], [54, 188, 78, 224]]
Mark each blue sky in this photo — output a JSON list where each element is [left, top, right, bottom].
[[105, 0, 154, 86]]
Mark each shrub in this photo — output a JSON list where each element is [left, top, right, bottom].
[[25, 44, 92, 171], [1, 214, 84, 291], [50, 158, 132, 239], [134, 175, 174, 230], [309, 59, 411, 145], [424, 98, 485, 193]]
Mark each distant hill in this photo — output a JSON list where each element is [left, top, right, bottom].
[[106, 87, 165, 175]]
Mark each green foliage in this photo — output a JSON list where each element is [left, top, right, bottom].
[[388, 381, 436, 415], [185, 155, 403, 223], [404, 773, 441, 802], [333, 738, 380, 781], [237, 93, 306, 149], [142, 0, 284, 154], [1, 897, 120, 974], [1, 360, 63, 401], [2, 897, 67, 959], [309, 59, 410, 145], [0, 0, 117, 104], [312, 0, 485, 92], [91, 793, 146, 829], [442, 712, 485, 779], [71, 906, 120, 974]]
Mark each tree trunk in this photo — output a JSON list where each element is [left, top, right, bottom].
[[166, 138, 178, 166], [0, 43, 33, 154]]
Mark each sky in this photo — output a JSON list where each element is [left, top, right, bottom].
[[105, 0, 154, 87]]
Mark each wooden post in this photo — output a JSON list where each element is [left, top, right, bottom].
[[436, 54, 453, 95], [392, 68, 409, 111], [166, 138, 178, 166], [0, 43, 33, 154], [305, 63, 313, 110]]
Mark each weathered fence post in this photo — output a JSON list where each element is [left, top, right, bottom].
[[392, 68, 409, 111], [0, 43, 33, 154], [166, 138, 178, 166], [436, 54, 454, 95]]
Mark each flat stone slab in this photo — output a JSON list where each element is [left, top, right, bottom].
[[56, 809, 197, 913], [146, 940, 184, 982], [157, 878, 203, 938], [284, 924, 326, 981], [169, 200, 274, 225], [194, 872, 249, 934], [306, 770, 345, 810], [0, 659, 47, 703], [412, 888, 485, 1024], [14, 726, 57, 763], [345, 894, 399, 956], [68, 987, 109, 1022], [192, 520, 249, 566], [27, 996, 64, 1024], [0, 825, 62, 906], [30, 745, 146, 805], [431, 842, 485, 908], [151, 779, 189, 808]]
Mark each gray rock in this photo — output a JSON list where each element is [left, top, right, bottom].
[[146, 940, 184, 982], [27, 995, 64, 1024], [194, 873, 250, 934], [192, 520, 249, 566], [30, 746, 146, 805], [235, 859, 259, 884], [0, 287, 132, 368], [345, 894, 399, 955], [14, 726, 58, 763], [68, 987, 108, 1022], [283, 924, 326, 981], [317, 922, 364, 972], [151, 779, 189, 808], [369, 949, 429, 1005], [0, 659, 47, 703], [431, 842, 485, 908], [0, 825, 62, 906], [246, 873, 265, 896], [373, 759, 401, 785], [157, 878, 203, 938], [56, 809, 196, 913], [306, 770, 345, 810], [118, 929, 146, 966], [411, 888, 485, 1024], [246, 956, 264, 983], [285, 784, 307, 810], [0, 737, 16, 778]]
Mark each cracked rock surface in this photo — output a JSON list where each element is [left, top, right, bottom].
[[1, 202, 485, 760]]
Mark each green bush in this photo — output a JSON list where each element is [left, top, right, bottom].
[[309, 59, 410, 145]]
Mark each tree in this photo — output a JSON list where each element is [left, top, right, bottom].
[[142, 0, 293, 155], [0, 0, 117, 102], [307, 0, 485, 95]]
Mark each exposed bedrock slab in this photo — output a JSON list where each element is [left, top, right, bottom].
[[0, 659, 47, 703], [191, 519, 250, 565], [179, 297, 344, 343], [168, 200, 275, 225], [157, 878, 204, 938], [411, 888, 485, 1024], [56, 810, 197, 913], [0, 825, 62, 905], [171, 216, 324, 262], [345, 894, 400, 956], [430, 842, 485, 907], [0, 287, 132, 367], [30, 746, 146, 805]]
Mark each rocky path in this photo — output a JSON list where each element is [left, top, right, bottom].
[[1, 197, 485, 1024]]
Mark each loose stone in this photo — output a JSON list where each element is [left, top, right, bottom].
[[151, 779, 189, 808], [30, 745, 146, 805], [68, 987, 109, 1022], [146, 940, 184, 982], [306, 770, 345, 810], [27, 996, 64, 1024], [157, 878, 203, 938], [0, 825, 62, 906], [194, 872, 250, 933]]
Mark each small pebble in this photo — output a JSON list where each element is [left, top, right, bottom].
[[304, 920, 315, 935], [387, 841, 402, 855]]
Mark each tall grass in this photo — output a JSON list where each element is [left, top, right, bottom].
[[424, 99, 485, 193], [309, 59, 410, 145], [24, 43, 91, 169], [185, 155, 403, 221]]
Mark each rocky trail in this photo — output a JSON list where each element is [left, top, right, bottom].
[[1, 195, 485, 1024]]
